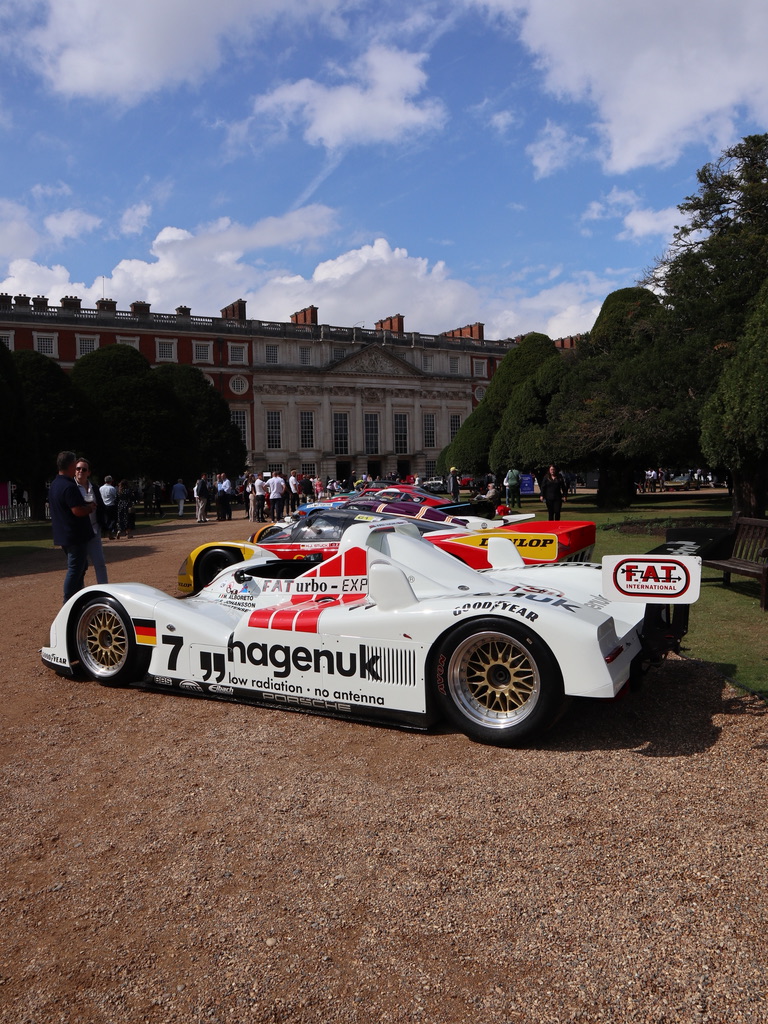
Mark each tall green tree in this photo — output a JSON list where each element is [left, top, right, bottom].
[[543, 288, 703, 507], [701, 278, 768, 516], [644, 134, 768, 513], [439, 332, 557, 477], [488, 336, 566, 474], [12, 350, 88, 519], [646, 134, 768, 349], [0, 341, 26, 487], [152, 364, 247, 481], [69, 344, 175, 481]]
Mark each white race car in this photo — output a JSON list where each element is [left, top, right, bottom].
[[41, 520, 701, 746]]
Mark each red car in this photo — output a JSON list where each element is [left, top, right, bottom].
[[178, 507, 596, 593]]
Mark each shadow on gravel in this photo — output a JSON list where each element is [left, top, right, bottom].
[[431, 656, 762, 757], [540, 657, 764, 757], [0, 540, 170, 579], [0, 519, 222, 580]]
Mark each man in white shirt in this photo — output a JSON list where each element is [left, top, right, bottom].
[[267, 473, 285, 521], [253, 473, 267, 522], [217, 473, 233, 520], [288, 470, 299, 513], [99, 475, 118, 539]]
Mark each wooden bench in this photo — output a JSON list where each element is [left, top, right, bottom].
[[702, 516, 768, 610]]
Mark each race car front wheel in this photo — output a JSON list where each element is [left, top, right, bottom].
[[196, 547, 243, 590], [72, 596, 149, 686], [433, 618, 565, 746]]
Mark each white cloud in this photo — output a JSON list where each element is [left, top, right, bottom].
[[526, 121, 587, 179], [2, 204, 340, 313], [0, 257, 81, 303], [30, 182, 73, 201], [2, 221, 618, 341], [473, 0, 768, 172], [120, 202, 152, 236], [618, 206, 682, 242], [489, 109, 517, 135], [253, 46, 447, 150], [21, 0, 348, 104], [44, 208, 102, 243], [244, 238, 479, 331], [485, 270, 620, 339], [581, 186, 684, 242], [0, 200, 41, 262]]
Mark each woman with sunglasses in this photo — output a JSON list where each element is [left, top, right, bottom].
[[74, 458, 109, 584]]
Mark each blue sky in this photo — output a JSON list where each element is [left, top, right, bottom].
[[1, 0, 767, 339]]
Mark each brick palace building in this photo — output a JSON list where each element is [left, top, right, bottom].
[[0, 292, 579, 482]]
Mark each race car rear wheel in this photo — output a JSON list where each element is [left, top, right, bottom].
[[196, 547, 243, 590], [73, 596, 148, 686], [433, 618, 564, 746]]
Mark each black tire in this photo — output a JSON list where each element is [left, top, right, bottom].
[[433, 618, 565, 746], [196, 547, 243, 589], [72, 596, 150, 686]]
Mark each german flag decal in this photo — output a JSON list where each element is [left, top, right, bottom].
[[133, 618, 157, 646]]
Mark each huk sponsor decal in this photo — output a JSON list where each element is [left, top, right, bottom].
[[229, 640, 382, 680]]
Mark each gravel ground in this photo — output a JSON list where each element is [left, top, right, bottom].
[[1, 516, 767, 1024]]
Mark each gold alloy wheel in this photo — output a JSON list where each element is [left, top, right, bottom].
[[75, 601, 131, 680], [446, 629, 542, 730]]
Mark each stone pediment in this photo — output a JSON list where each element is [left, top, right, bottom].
[[334, 345, 420, 378]]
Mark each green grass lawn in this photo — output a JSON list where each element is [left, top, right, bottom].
[[3, 489, 766, 697]]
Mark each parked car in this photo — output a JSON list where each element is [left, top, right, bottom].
[[42, 519, 701, 746], [177, 505, 597, 594], [178, 506, 493, 594]]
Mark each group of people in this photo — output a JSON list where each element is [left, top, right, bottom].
[[640, 468, 668, 493], [237, 471, 340, 523], [445, 464, 570, 521]]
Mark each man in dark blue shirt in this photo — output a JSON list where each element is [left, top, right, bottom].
[[49, 450, 96, 602]]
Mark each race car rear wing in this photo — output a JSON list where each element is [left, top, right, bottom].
[[601, 555, 701, 604]]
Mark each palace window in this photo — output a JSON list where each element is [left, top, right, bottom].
[[299, 410, 315, 448], [450, 414, 462, 440], [76, 335, 98, 358], [423, 413, 436, 449], [266, 410, 282, 449], [394, 413, 408, 455], [364, 413, 379, 455], [33, 333, 58, 357], [231, 409, 248, 445], [333, 412, 349, 455], [156, 338, 177, 362]]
